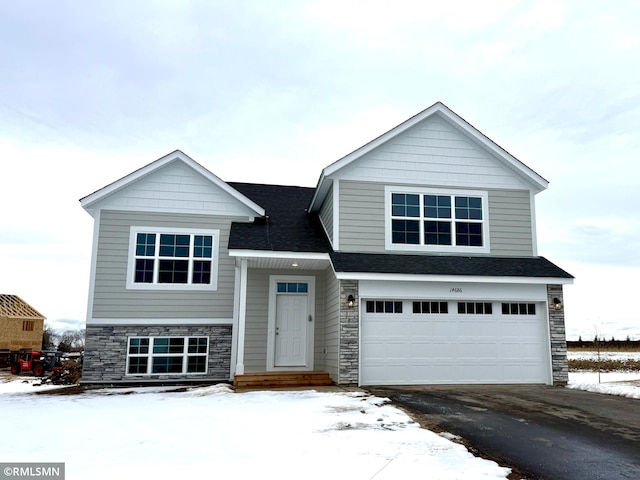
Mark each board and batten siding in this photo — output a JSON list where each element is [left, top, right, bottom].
[[91, 210, 241, 319], [338, 180, 533, 256], [243, 269, 326, 372]]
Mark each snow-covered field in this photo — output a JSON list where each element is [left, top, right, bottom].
[[568, 350, 640, 362], [1, 352, 638, 480], [567, 350, 640, 398], [0, 377, 510, 480]]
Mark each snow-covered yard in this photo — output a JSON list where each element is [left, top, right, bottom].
[[0, 378, 510, 480], [567, 350, 640, 399], [1, 352, 638, 480]]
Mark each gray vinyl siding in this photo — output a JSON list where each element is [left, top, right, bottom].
[[335, 115, 531, 191], [488, 190, 533, 256], [243, 269, 326, 372], [92, 210, 241, 319], [337, 180, 534, 256], [339, 181, 385, 252], [244, 270, 270, 371], [323, 266, 340, 380], [318, 183, 334, 244]]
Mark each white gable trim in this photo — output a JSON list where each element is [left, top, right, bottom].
[[309, 102, 548, 211], [80, 150, 265, 217]]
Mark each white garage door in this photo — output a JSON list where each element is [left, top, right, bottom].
[[360, 300, 550, 385]]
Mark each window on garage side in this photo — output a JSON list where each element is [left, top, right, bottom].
[[365, 300, 403, 313], [458, 302, 493, 314], [501, 303, 536, 315], [126, 336, 209, 375], [388, 188, 488, 252], [413, 301, 449, 314]]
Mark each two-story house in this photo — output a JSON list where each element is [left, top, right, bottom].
[[80, 102, 573, 386]]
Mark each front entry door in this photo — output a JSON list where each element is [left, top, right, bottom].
[[274, 293, 308, 367], [268, 277, 315, 371]]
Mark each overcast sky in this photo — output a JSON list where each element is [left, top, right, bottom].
[[1, 1, 639, 340]]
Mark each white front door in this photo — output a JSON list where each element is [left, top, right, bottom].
[[275, 294, 307, 366], [267, 276, 315, 371]]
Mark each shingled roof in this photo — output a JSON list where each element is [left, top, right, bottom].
[[226, 183, 572, 280], [228, 183, 332, 253], [0, 295, 45, 319], [330, 252, 574, 279]]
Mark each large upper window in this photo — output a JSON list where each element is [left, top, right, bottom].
[[127, 227, 220, 290], [126, 336, 209, 375], [386, 187, 489, 253]]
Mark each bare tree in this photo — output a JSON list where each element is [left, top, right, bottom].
[[42, 325, 59, 350], [57, 329, 86, 352]]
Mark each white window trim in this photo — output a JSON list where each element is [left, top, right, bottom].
[[384, 186, 490, 253], [125, 336, 209, 376], [126, 226, 220, 290]]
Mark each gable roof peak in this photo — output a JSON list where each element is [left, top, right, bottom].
[[79, 150, 265, 216], [309, 102, 548, 211]]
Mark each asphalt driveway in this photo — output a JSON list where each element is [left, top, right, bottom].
[[367, 385, 640, 480]]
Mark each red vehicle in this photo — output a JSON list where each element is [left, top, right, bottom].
[[10, 350, 64, 377]]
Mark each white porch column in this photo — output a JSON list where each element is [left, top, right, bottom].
[[235, 258, 248, 375]]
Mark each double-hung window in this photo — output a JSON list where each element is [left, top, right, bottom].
[[127, 227, 220, 290], [386, 187, 489, 253]]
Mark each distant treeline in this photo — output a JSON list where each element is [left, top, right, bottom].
[[567, 339, 640, 349]]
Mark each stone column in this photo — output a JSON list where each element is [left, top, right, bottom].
[[548, 284, 569, 385], [339, 279, 359, 384]]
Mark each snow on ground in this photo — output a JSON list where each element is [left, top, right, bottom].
[[568, 350, 640, 362], [2, 353, 639, 479], [0, 377, 510, 480], [566, 350, 640, 399], [568, 371, 640, 398]]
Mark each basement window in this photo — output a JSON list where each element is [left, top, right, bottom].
[[126, 336, 209, 375]]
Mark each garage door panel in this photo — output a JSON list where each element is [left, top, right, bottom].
[[361, 301, 550, 385]]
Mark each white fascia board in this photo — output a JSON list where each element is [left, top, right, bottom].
[[333, 272, 573, 285], [228, 250, 330, 260], [87, 318, 234, 326], [437, 107, 549, 192], [321, 103, 446, 178], [80, 150, 265, 217], [310, 102, 548, 201], [308, 175, 331, 213]]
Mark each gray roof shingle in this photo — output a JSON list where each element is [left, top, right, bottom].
[[228, 183, 332, 253], [227, 183, 572, 279], [330, 252, 574, 278]]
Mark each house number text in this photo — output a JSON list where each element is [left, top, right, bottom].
[[450, 288, 463, 293]]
